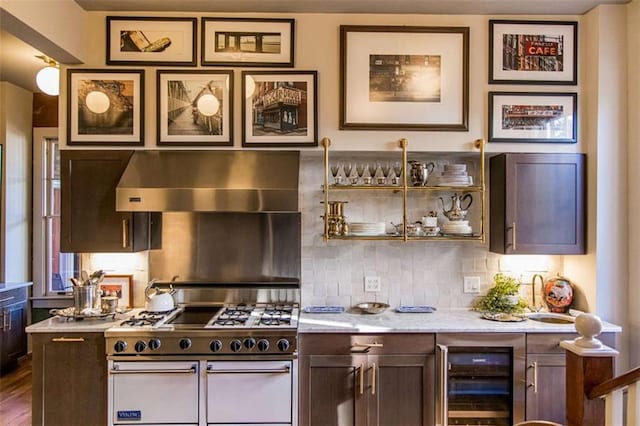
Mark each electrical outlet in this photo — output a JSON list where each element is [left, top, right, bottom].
[[364, 276, 381, 292], [463, 276, 481, 294]]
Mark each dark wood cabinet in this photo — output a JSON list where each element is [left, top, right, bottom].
[[299, 334, 435, 426], [525, 332, 616, 424], [0, 287, 28, 374], [31, 332, 107, 426], [60, 150, 159, 253], [490, 153, 586, 254]]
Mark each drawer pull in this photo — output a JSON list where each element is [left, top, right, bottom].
[[511, 222, 517, 251], [351, 342, 384, 353], [371, 363, 377, 395], [52, 337, 85, 343], [122, 219, 129, 248], [0, 296, 16, 303], [528, 361, 538, 393], [111, 366, 197, 375], [358, 363, 364, 395], [206, 367, 290, 375]]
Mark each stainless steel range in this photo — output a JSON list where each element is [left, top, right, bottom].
[[106, 210, 302, 425]]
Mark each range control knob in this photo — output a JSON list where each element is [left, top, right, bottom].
[[230, 339, 242, 352], [148, 339, 161, 351], [210, 339, 223, 353], [276, 338, 290, 352], [114, 341, 128, 353], [243, 337, 256, 350], [134, 340, 147, 353], [179, 338, 192, 351], [257, 339, 270, 352]]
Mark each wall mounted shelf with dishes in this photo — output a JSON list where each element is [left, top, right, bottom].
[[321, 137, 486, 242]]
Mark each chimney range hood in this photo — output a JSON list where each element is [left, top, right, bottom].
[[116, 150, 299, 212]]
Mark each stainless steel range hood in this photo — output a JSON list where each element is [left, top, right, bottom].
[[116, 150, 299, 212]]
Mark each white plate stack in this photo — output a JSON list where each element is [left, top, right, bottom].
[[441, 220, 473, 235], [431, 164, 473, 186], [349, 222, 386, 236]]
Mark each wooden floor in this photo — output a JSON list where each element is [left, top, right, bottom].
[[0, 357, 32, 426]]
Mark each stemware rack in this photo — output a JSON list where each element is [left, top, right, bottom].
[[321, 137, 486, 242]]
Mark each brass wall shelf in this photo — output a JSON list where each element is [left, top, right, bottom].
[[321, 137, 486, 242]]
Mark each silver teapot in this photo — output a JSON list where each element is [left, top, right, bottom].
[[438, 193, 473, 221], [408, 161, 435, 186]]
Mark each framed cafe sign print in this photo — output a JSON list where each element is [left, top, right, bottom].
[[489, 20, 577, 85]]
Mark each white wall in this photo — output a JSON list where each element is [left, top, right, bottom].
[[0, 81, 33, 282], [626, 0, 640, 367]]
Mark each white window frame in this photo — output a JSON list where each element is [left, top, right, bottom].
[[32, 127, 75, 307]]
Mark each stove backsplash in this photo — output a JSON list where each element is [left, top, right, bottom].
[[149, 212, 301, 285]]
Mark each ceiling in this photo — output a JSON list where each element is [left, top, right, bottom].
[[74, 0, 630, 15], [0, 0, 632, 94]]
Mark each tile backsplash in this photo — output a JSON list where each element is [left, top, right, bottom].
[[299, 152, 562, 309]]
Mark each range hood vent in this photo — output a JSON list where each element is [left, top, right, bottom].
[[116, 150, 299, 212]]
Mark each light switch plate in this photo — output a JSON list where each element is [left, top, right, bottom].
[[463, 276, 481, 294], [364, 276, 381, 292]]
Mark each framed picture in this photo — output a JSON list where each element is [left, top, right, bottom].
[[100, 274, 134, 308], [201, 17, 295, 67], [488, 92, 577, 143], [67, 69, 144, 146], [241, 70, 318, 147], [156, 70, 233, 146], [489, 20, 578, 85], [340, 25, 469, 131], [106, 16, 197, 66]]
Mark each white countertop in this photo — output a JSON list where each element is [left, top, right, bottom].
[[298, 309, 622, 334], [0, 281, 32, 292], [26, 310, 139, 333]]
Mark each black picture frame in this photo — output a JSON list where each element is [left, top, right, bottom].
[[156, 70, 233, 146], [489, 20, 578, 85], [488, 91, 578, 143], [340, 25, 469, 131], [67, 69, 145, 146], [201, 17, 295, 67], [106, 16, 197, 66], [241, 70, 318, 147]]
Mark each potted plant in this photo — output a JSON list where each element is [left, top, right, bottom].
[[473, 273, 527, 314]]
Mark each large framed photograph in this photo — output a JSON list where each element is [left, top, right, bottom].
[[489, 20, 578, 85], [242, 70, 317, 147], [340, 25, 469, 131], [99, 274, 133, 308], [156, 70, 233, 146], [67, 69, 144, 146], [202, 18, 294, 67], [488, 92, 577, 143], [106, 16, 197, 66]]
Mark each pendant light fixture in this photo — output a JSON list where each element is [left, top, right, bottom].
[[35, 55, 60, 96]]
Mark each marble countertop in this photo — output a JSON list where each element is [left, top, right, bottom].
[[26, 309, 138, 333], [298, 309, 622, 334], [0, 282, 32, 292]]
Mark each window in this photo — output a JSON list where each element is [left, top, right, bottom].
[[33, 129, 78, 299]]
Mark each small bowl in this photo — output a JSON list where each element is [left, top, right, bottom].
[[354, 302, 390, 314]]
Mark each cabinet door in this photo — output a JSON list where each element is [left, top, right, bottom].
[[32, 333, 107, 426], [60, 150, 152, 253], [369, 355, 435, 426], [490, 153, 586, 254], [300, 355, 368, 426], [1, 303, 27, 366], [526, 354, 566, 424]]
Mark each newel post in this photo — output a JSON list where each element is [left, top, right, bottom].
[[560, 313, 619, 426]]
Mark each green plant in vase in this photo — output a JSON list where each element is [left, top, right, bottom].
[[473, 273, 528, 314]]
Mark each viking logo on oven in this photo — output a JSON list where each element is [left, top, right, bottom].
[[117, 410, 142, 421]]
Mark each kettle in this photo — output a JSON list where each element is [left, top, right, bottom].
[[438, 193, 473, 221], [144, 281, 176, 312]]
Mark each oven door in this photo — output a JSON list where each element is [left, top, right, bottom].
[[110, 361, 199, 425], [206, 360, 294, 425]]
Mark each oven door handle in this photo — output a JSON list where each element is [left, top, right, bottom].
[[110, 366, 197, 375], [206, 366, 290, 375]]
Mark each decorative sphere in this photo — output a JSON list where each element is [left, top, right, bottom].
[[575, 313, 603, 338]]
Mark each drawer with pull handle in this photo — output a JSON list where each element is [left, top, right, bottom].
[[0, 287, 27, 308]]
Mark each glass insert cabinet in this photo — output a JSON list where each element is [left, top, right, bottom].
[[320, 137, 486, 242]]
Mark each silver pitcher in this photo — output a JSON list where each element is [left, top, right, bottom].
[[408, 161, 435, 186], [438, 193, 473, 221]]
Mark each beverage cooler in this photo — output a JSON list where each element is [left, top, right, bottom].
[[436, 334, 526, 426]]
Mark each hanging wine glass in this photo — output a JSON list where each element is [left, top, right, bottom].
[[343, 163, 354, 185], [356, 163, 366, 185], [392, 162, 403, 185], [330, 164, 343, 185], [380, 163, 391, 185]]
